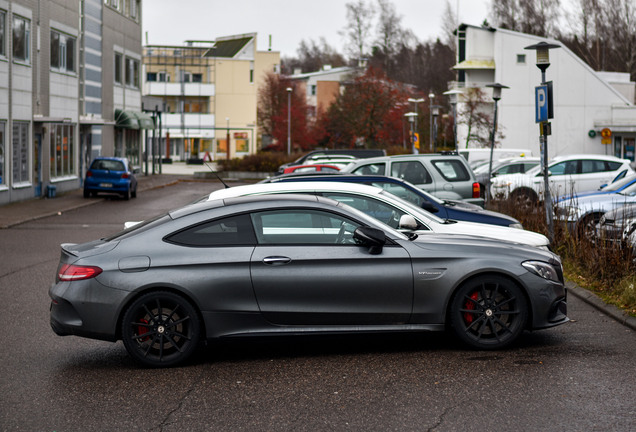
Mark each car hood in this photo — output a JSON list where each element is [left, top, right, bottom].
[[416, 220, 549, 247]]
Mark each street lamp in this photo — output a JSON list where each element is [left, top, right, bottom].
[[443, 89, 463, 151], [225, 117, 230, 162], [431, 104, 441, 152], [525, 41, 560, 242], [407, 98, 424, 154], [286, 87, 293, 155], [428, 92, 435, 152], [485, 83, 509, 206]]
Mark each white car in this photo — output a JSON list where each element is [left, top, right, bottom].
[[490, 154, 634, 205], [207, 182, 550, 249]]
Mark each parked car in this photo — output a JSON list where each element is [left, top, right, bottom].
[[561, 173, 636, 201], [555, 180, 636, 238], [595, 203, 636, 245], [473, 157, 540, 198], [50, 194, 568, 367], [84, 157, 138, 200], [207, 182, 550, 248], [277, 149, 385, 174], [458, 148, 533, 169], [340, 153, 485, 207], [282, 164, 342, 174], [261, 173, 524, 228], [491, 154, 634, 206]]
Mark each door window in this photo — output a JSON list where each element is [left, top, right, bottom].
[[431, 159, 471, 181], [166, 214, 256, 247], [391, 161, 432, 184], [352, 163, 385, 175]]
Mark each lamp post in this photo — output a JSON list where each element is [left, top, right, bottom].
[[407, 98, 424, 154], [443, 89, 463, 151], [428, 92, 435, 152], [525, 41, 560, 242], [225, 117, 230, 162], [286, 87, 292, 155], [485, 83, 509, 206], [431, 105, 441, 152]]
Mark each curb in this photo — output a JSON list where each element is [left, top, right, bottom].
[[566, 280, 636, 331]]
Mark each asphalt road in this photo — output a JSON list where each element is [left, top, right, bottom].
[[1, 180, 634, 431]]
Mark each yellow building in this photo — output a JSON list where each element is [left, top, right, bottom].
[[143, 33, 280, 161]]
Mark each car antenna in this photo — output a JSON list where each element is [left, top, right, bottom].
[[204, 162, 230, 188]]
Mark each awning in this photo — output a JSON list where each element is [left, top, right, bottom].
[[115, 109, 140, 129], [134, 111, 156, 129], [454, 59, 496, 70]]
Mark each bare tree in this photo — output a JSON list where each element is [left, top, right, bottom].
[[341, 0, 376, 63], [441, 0, 458, 53], [491, 0, 561, 37], [282, 38, 347, 74]]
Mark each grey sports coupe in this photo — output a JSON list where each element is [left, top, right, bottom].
[[49, 194, 568, 367]]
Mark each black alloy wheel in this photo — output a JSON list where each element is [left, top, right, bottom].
[[122, 291, 201, 367], [450, 276, 528, 349]]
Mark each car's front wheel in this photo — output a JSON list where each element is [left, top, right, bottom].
[[449, 275, 528, 349], [121, 291, 201, 367]]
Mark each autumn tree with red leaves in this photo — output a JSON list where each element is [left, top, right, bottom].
[[257, 72, 315, 152]]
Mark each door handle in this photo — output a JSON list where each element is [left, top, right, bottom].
[[262, 256, 292, 265]]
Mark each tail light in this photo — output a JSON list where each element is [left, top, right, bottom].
[[472, 182, 480, 199], [86, 170, 93, 177], [58, 264, 103, 281], [121, 173, 130, 179]]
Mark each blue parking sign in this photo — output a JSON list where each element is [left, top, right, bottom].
[[535, 85, 548, 123]]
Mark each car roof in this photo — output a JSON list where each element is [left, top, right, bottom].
[[551, 154, 631, 162], [208, 181, 385, 201]]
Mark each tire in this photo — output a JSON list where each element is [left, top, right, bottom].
[[449, 275, 528, 350], [577, 213, 602, 241], [131, 186, 137, 199], [83, 188, 90, 198], [123, 187, 131, 201], [510, 189, 537, 211], [121, 291, 201, 367]]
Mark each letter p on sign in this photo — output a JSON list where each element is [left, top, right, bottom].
[[535, 85, 548, 123]]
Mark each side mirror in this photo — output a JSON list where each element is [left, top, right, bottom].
[[353, 226, 386, 255], [421, 201, 439, 213], [398, 214, 418, 230]]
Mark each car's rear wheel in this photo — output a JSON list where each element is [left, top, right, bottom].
[[122, 187, 131, 200], [511, 189, 537, 211], [450, 275, 528, 349], [83, 189, 90, 198], [121, 291, 201, 367], [577, 213, 602, 241]]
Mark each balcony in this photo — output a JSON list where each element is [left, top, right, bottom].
[[162, 113, 216, 138], [144, 82, 215, 97]]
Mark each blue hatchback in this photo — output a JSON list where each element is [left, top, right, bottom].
[[262, 173, 522, 228], [83, 157, 138, 200]]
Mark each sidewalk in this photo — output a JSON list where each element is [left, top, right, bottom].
[[0, 163, 208, 229]]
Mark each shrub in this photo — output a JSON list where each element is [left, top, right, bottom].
[[217, 152, 297, 172]]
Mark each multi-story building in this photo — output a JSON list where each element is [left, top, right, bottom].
[[290, 66, 355, 119], [142, 33, 280, 161], [452, 24, 636, 162], [0, 0, 147, 205]]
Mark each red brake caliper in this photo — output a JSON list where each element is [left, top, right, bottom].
[[138, 318, 150, 341], [464, 292, 480, 324]]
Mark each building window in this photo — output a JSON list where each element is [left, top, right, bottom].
[[158, 71, 170, 82], [0, 10, 6, 57], [50, 124, 75, 178], [125, 56, 139, 87], [0, 121, 5, 186], [311, 85, 316, 96], [130, 0, 138, 19], [147, 72, 157, 82], [192, 73, 202, 83], [51, 30, 76, 73], [250, 61, 254, 83], [12, 15, 30, 63], [114, 52, 122, 84], [12, 122, 29, 184], [517, 54, 526, 64]]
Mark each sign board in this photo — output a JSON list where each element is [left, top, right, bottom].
[[601, 128, 612, 145], [535, 85, 548, 123], [413, 132, 420, 149]]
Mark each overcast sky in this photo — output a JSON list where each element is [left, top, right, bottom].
[[142, 0, 491, 57]]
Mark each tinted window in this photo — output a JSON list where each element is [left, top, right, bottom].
[[550, 160, 577, 175], [432, 159, 471, 181], [166, 214, 256, 246], [391, 161, 432, 184], [91, 159, 126, 171], [371, 182, 429, 207], [320, 193, 407, 229], [251, 209, 360, 244], [353, 163, 385, 175]]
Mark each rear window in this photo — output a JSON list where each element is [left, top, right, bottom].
[[353, 163, 385, 175], [165, 214, 256, 247], [431, 159, 471, 182], [91, 159, 126, 171]]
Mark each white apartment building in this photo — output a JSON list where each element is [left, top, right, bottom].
[[453, 24, 636, 162]]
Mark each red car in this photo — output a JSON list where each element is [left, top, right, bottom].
[[282, 164, 341, 174]]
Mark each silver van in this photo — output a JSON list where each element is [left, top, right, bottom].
[[341, 153, 484, 207]]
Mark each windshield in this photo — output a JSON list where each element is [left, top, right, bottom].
[[370, 180, 443, 206], [378, 190, 446, 224], [603, 174, 636, 191]]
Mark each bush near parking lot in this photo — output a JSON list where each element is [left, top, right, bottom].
[[218, 152, 296, 173], [490, 198, 636, 316]]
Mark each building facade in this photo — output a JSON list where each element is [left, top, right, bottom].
[[453, 24, 636, 162], [290, 66, 355, 119], [142, 33, 280, 161], [0, 0, 145, 206]]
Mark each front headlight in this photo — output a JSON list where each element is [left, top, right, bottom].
[[522, 260, 560, 282]]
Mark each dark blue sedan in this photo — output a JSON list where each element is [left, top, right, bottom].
[[84, 157, 138, 200], [262, 173, 523, 228]]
